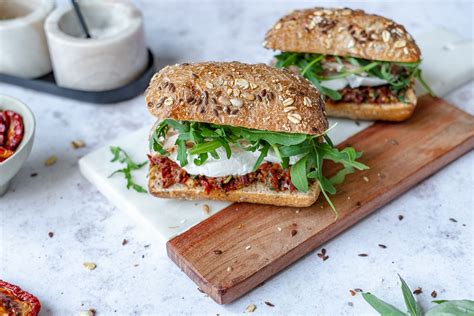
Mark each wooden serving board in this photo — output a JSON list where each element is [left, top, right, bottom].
[[167, 95, 474, 304]]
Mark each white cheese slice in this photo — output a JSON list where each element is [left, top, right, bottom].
[[160, 133, 299, 177], [320, 74, 388, 90]]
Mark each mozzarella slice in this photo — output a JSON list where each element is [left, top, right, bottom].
[[320, 74, 388, 90], [159, 133, 299, 177]]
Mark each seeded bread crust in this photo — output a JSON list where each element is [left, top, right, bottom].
[[264, 7, 421, 63], [325, 87, 417, 121], [145, 62, 329, 135], [148, 165, 321, 207]]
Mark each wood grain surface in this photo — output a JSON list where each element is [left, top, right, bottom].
[[167, 95, 474, 304]]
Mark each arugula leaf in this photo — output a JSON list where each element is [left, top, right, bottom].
[[290, 154, 309, 192], [109, 146, 147, 193], [176, 139, 188, 167], [252, 143, 270, 171], [362, 293, 406, 316], [399, 275, 422, 316], [426, 300, 474, 315]]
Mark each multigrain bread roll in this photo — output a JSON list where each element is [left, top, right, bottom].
[[144, 62, 367, 208], [264, 7, 433, 121], [264, 7, 420, 63], [146, 62, 328, 135]]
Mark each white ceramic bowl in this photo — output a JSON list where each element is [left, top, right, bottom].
[[0, 0, 55, 78], [44, 0, 148, 91], [0, 95, 35, 196]]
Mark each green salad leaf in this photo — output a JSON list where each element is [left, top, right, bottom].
[[274, 52, 435, 100], [361, 293, 406, 316], [426, 300, 474, 315], [109, 146, 147, 193], [150, 120, 368, 217]]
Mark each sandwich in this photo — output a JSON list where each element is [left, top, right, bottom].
[[145, 62, 367, 211], [264, 7, 434, 121]]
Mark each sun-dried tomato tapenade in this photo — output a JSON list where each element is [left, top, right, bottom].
[[149, 156, 299, 193]]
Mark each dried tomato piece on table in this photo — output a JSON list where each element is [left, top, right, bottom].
[[0, 280, 41, 316]]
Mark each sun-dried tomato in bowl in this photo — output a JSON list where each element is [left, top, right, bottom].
[[0, 280, 41, 316], [0, 110, 24, 163]]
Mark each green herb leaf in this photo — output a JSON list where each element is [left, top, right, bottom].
[[426, 300, 474, 315], [362, 293, 406, 316], [399, 275, 422, 316], [109, 146, 147, 193], [176, 139, 188, 167], [290, 154, 309, 192], [252, 143, 270, 171]]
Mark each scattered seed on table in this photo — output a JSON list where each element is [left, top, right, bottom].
[[264, 301, 275, 307], [398, 215, 404, 221], [431, 290, 437, 298], [30, 172, 38, 177], [83, 262, 96, 270], [44, 155, 57, 166], [413, 287, 422, 295], [197, 287, 204, 293], [245, 245, 252, 250], [378, 244, 387, 249], [317, 248, 329, 261], [291, 229, 297, 237], [71, 140, 86, 149], [350, 289, 356, 296], [449, 218, 457, 223], [245, 304, 256, 313], [79, 309, 95, 316], [213, 249, 223, 255], [122, 239, 128, 246], [48, 232, 54, 238], [358, 253, 368, 257], [203, 204, 210, 214]]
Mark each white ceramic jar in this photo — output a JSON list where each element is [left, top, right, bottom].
[[0, 0, 55, 78], [44, 0, 148, 92]]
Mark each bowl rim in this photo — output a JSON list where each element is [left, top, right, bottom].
[[0, 95, 36, 166], [0, 0, 55, 27], [44, 0, 142, 47]]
